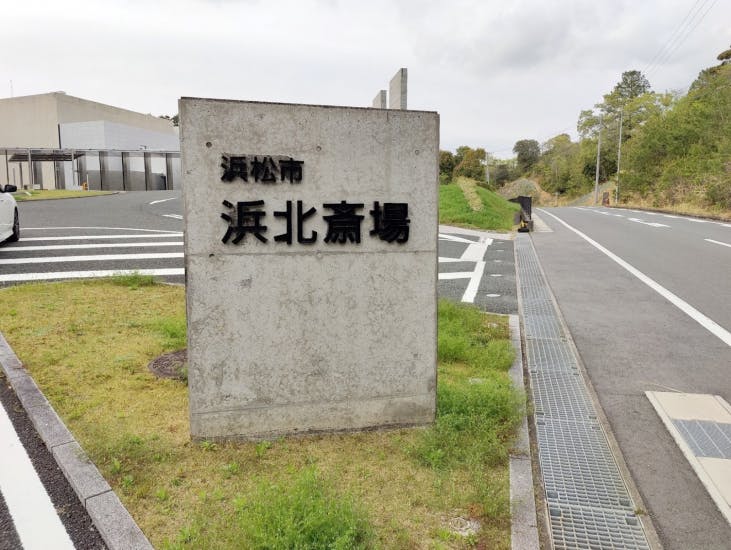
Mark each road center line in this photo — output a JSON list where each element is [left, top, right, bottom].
[[0, 242, 183, 252], [538, 208, 731, 347], [0, 401, 75, 550], [0, 253, 183, 265], [705, 239, 731, 249]]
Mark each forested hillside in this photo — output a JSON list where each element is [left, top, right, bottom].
[[518, 47, 731, 213]]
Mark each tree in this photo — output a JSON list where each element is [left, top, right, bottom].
[[453, 147, 487, 181], [513, 139, 540, 173], [439, 150, 455, 181], [159, 114, 179, 127], [612, 70, 651, 102]]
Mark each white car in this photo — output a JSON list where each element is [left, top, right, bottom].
[[0, 184, 20, 243]]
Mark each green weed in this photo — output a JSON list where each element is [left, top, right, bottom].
[[232, 468, 373, 549]]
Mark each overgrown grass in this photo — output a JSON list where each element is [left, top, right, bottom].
[[440, 179, 520, 231], [0, 281, 522, 549], [13, 189, 116, 201]]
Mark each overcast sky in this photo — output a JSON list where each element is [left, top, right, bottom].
[[1, 0, 728, 157]]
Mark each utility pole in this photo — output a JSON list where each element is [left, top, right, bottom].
[[594, 115, 602, 205], [616, 110, 623, 205]]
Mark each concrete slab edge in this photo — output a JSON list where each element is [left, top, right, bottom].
[[0, 330, 153, 550], [508, 314, 540, 550], [645, 391, 731, 527]]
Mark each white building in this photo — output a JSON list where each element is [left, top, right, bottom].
[[0, 92, 180, 190]]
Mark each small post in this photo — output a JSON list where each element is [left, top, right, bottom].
[[594, 116, 602, 205]]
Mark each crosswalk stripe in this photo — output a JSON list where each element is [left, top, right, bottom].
[[0, 242, 183, 253], [0, 253, 184, 265], [20, 233, 183, 242], [0, 268, 185, 283], [23, 226, 179, 233]]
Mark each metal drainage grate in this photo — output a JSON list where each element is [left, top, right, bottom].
[[549, 504, 650, 550], [531, 372, 596, 421], [515, 234, 651, 549], [672, 419, 731, 459], [537, 419, 632, 510], [526, 338, 579, 372]]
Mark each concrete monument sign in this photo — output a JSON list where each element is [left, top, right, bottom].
[[180, 98, 438, 440]]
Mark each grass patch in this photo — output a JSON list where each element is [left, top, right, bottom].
[[440, 179, 520, 231], [0, 282, 522, 549], [13, 189, 116, 201]]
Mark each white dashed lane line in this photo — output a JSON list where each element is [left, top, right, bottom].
[[705, 239, 731, 249], [149, 197, 177, 205]]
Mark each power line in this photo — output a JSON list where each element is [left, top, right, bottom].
[[643, 0, 706, 75], [645, 0, 718, 80]]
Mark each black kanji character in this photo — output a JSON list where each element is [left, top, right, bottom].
[[370, 201, 410, 243], [221, 200, 268, 243], [274, 200, 318, 245], [251, 156, 278, 183], [279, 157, 304, 183], [221, 155, 248, 182], [323, 201, 364, 244]]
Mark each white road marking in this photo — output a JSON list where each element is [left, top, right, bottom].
[[705, 239, 731, 249], [0, 268, 185, 283], [0, 242, 183, 253], [687, 218, 709, 223], [664, 215, 681, 219], [538, 208, 731, 347], [23, 226, 180, 233], [460, 237, 492, 262], [149, 197, 176, 205], [438, 233, 478, 245], [0, 401, 75, 550], [20, 233, 183, 242], [438, 257, 468, 263], [485, 293, 501, 297], [0, 253, 183, 265], [613, 214, 625, 217], [439, 271, 475, 280], [722, 224, 731, 228], [163, 214, 183, 220], [462, 260, 486, 303], [628, 217, 670, 228], [490, 273, 502, 277], [437, 233, 493, 304]]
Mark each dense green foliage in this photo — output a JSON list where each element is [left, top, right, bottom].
[[512, 139, 540, 173], [439, 183, 519, 231], [624, 64, 731, 208], [523, 57, 731, 210], [439, 146, 488, 184]]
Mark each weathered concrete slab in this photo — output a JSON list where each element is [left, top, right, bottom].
[[372, 90, 387, 108], [389, 68, 407, 110], [180, 98, 438, 440]]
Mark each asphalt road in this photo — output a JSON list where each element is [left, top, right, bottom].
[[531, 206, 731, 550], [0, 191, 184, 287]]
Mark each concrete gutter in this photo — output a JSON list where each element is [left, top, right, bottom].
[[508, 314, 540, 550], [0, 331, 153, 550]]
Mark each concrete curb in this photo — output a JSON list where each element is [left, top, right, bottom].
[[0, 331, 153, 550], [508, 314, 540, 550], [13, 191, 122, 202]]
